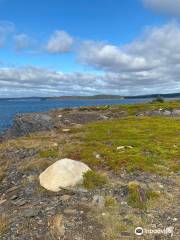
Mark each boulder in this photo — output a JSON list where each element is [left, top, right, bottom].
[[39, 158, 91, 192]]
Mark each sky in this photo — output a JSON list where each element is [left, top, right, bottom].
[[0, 0, 180, 97]]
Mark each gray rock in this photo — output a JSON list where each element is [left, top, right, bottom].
[[151, 110, 162, 116], [6, 186, 19, 193], [61, 112, 101, 125], [10, 195, 18, 200], [5, 113, 54, 138], [64, 209, 77, 215], [120, 231, 131, 237], [24, 186, 34, 196], [172, 109, 180, 116], [99, 114, 109, 120], [92, 195, 105, 209], [162, 110, 171, 116], [11, 198, 27, 206], [22, 209, 40, 218], [59, 195, 71, 201]]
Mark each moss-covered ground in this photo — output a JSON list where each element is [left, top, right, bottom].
[[66, 116, 180, 175]]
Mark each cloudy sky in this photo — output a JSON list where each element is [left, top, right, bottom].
[[0, 0, 180, 97]]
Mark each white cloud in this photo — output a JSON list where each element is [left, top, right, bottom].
[[0, 23, 180, 97], [0, 63, 179, 98], [45, 30, 74, 54], [143, 0, 180, 16], [13, 33, 35, 52], [0, 21, 15, 47], [79, 41, 156, 72], [79, 22, 180, 84], [127, 22, 180, 63], [0, 66, 104, 97]]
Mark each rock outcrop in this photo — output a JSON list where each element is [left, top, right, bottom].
[[2, 113, 54, 139]]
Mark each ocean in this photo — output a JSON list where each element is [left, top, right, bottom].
[[0, 98, 154, 132]]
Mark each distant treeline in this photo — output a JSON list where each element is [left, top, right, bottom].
[[125, 93, 180, 99]]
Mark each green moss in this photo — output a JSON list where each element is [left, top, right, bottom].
[[105, 196, 117, 207], [98, 105, 110, 110], [36, 184, 48, 194], [76, 100, 180, 115], [68, 115, 180, 174], [18, 159, 51, 172], [83, 170, 108, 189], [119, 100, 180, 114], [39, 149, 59, 158], [79, 105, 110, 111]]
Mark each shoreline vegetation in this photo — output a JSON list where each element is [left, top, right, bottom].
[[0, 100, 180, 239]]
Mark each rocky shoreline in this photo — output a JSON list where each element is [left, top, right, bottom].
[[0, 101, 180, 239], [1, 103, 180, 140]]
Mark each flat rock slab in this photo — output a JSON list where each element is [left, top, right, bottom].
[[39, 158, 91, 192], [22, 209, 40, 218], [11, 198, 27, 206]]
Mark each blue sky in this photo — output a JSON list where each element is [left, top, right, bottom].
[[0, 0, 166, 70], [0, 0, 180, 97]]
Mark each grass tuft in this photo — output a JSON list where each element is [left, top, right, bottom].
[[0, 215, 10, 236], [127, 181, 161, 209], [83, 170, 108, 189]]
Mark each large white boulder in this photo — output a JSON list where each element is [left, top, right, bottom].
[[39, 158, 91, 192]]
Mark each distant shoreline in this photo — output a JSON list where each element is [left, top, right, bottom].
[[0, 92, 180, 101]]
